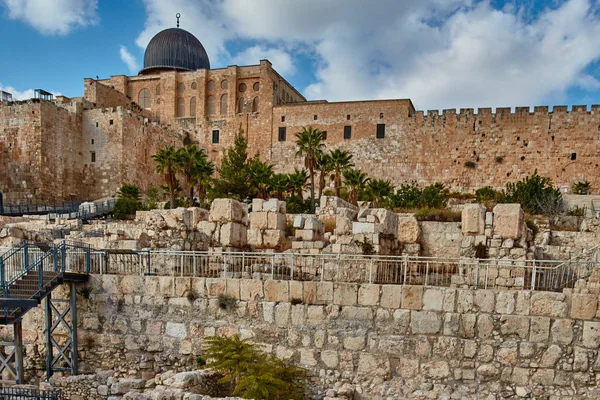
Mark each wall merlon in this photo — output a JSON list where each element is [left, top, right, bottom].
[[442, 108, 456, 116], [533, 106, 549, 114], [515, 106, 530, 114], [572, 105, 587, 112], [552, 105, 568, 113]]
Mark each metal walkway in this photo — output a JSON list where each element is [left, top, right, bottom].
[[0, 241, 90, 384]]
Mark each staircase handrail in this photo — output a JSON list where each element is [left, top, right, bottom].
[[549, 243, 600, 270], [0, 240, 26, 262], [5, 242, 65, 291]]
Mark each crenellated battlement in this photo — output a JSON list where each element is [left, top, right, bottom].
[[416, 104, 600, 119]]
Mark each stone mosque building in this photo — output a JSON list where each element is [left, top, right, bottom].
[[1, 22, 600, 203]]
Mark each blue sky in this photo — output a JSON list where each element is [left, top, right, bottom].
[[2, 0, 600, 112]]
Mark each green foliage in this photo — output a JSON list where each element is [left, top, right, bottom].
[[269, 173, 289, 200], [249, 160, 274, 199], [286, 195, 311, 214], [153, 145, 181, 209], [464, 161, 476, 168], [144, 187, 160, 210], [196, 356, 207, 368], [113, 198, 140, 220], [176, 144, 215, 203], [343, 168, 369, 206], [473, 243, 487, 259], [568, 206, 586, 217], [212, 131, 256, 201], [502, 171, 562, 215], [414, 208, 462, 222], [328, 149, 354, 197], [390, 182, 448, 210], [365, 179, 394, 208], [572, 180, 591, 195], [358, 237, 375, 255], [118, 184, 141, 201], [295, 126, 325, 213], [475, 186, 503, 203], [218, 293, 237, 311], [77, 286, 93, 299], [203, 335, 309, 400], [287, 169, 308, 198]]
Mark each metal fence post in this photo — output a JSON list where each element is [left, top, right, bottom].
[[0, 258, 5, 297], [291, 253, 295, 281], [531, 260, 537, 291], [474, 260, 479, 289]]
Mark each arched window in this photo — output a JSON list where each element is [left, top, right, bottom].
[[190, 97, 197, 117], [207, 80, 215, 90], [191, 82, 197, 90], [253, 82, 260, 91], [237, 98, 244, 113], [156, 84, 160, 95], [178, 83, 185, 93], [177, 97, 185, 117], [252, 97, 259, 113], [207, 95, 215, 115], [138, 88, 151, 109], [220, 94, 228, 115], [221, 80, 228, 90]]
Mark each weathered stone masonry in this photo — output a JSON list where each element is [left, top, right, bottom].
[[14, 275, 600, 398]]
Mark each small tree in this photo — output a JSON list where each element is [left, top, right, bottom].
[[295, 126, 325, 213], [316, 153, 332, 200], [343, 168, 369, 206], [177, 144, 209, 201], [503, 170, 562, 215], [114, 184, 142, 219], [328, 149, 354, 198], [288, 169, 308, 198], [249, 160, 274, 199], [572, 180, 592, 195], [366, 179, 394, 208], [269, 173, 289, 200], [212, 130, 255, 201], [152, 146, 181, 209]]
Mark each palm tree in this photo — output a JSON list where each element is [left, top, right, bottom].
[[249, 160, 274, 199], [343, 169, 369, 206], [366, 178, 394, 208], [295, 126, 325, 213], [152, 145, 181, 208], [117, 184, 141, 201], [269, 173, 289, 200], [328, 149, 354, 197], [193, 156, 214, 206], [288, 168, 308, 198], [316, 152, 332, 200], [176, 144, 205, 201]]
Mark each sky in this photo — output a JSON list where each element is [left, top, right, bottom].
[[2, 0, 600, 111]]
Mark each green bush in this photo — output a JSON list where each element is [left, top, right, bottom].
[[502, 170, 562, 215], [391, 182, 448, 210], [572, 180, 591, 195], [286, 195, 311, 214], [203, 335, 308, 400], [475, 186, 503, 203], [113, 198, 141, 220]]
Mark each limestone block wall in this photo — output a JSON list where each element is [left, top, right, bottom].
[[14, 276, 600, 398]]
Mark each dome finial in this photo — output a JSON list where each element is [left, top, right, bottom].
[[176, 13, 181, 28]]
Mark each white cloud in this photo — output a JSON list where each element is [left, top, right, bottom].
[[120, 46, 139, 75], [2, 0, 98, 35], [135, 0, 600, 109], [230, 46, 296, 76], [0, 83, 61, 101]]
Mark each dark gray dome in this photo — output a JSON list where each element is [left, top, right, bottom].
[[139, 28, 210, 75]]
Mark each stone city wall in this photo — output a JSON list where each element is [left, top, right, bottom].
[[12, 275, 600, 399]]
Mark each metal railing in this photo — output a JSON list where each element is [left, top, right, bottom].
[[0, 201, 82, 217], [0, 387, 63, 399]]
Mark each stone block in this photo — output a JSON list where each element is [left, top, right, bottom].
[[422, 361, 450, 379], [316, 282, 334, 304], [551, 319, 574, 345], [372, 208, 399, 236], [357, 353, 390, 377], [530, 291, 567, 318], [529, 316, 550, 342], [239, 279, 264, 301], [474, 290, 495, 313], [492, 203, 524, 239], [380, 285, 401, 308], [274, 302, 291, 327], [264, 280, 289, 302], [249, 212, 269, 230], [358, 284, 380, 306], [247, 228, 263, 247], [210, 198, 246, 224], [304, 216, 324, 232], [293, 215, 305, 229], [496, 291, 516, 314], [397, 214, 420, 243], [401, 285, 423, 309], [352, 222, 375, 234], [267, 212, 286, 230], [264, 198, 285, 213], [395, 357, 420, 378], [251, 198, 264, 212], [500, 315, 530, 340], [423, 288, 443, 311], [165, 322, 186, 339], [189, 207, 209, 225], [219, 222, 247, 247], [571, 294, 598, 320], [582, 321, 600, 348], [289, 281, 303, 301], [197, 221, 217, 238], [335, 214, 353, 235], [343, 335, 366, 350], [333, 283, 358, 305], [295, 229, 323, 241], [263, 229, 287, 249], [411, 311, 442, 334], [462, 204, 486, 235]]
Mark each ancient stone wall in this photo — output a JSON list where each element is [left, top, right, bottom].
[[13, 275, 600, 398]]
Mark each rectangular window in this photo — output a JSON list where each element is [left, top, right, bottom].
[[344, 126, 352, 139], [376, 124, 385, 139], [281, 116, 285, 122], [212, 130, 220, 144], [322, 131, 327, 140], [109, 119, 114, 125], [346, 114, 351, 120], [313, 115, 318, 120], [91, 139, 94, 145], [90, 152, 96, 163], [95, 122, 98, 128], [278, 127, 287, 142]]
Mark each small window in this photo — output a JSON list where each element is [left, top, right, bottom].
[[344, 126, 352, 139], [281, 116, 285, 122], [221, 80, 228, 90], [322, 131, 327, 140], [278, 127, 287, 142], [90, 152, 96, 163], [253, 82, 260, 91], [571, 152, 577, 160], [376, 124, 385, 139], [207, 80, 215, 90], [95, 122, 98, 128], [313, 115, 318, 120], [212, 130, 220, 144], [239, 83, 247, 92], [191, 82, 197, 90], [380, 113, 384, 118], [109, 120, 113, 125], [91, 139, 94, 145], [156, 84, 160, 95], [347, 115, 351, 120]]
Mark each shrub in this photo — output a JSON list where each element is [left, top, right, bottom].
[[286, 195, 311, 214], [203, 335, 308, 399], [77, 286, 93, 299], [473, 243, 487, 259], [218, 293, 237, 311], [475, 186, 502, 203], [358, 237, 375, 255], [414, 208, 461, 222], [420, 183, 449, 208], [196, 356, 206, 368], [464, 161, 476, 168], [502, 170, 562, 215], [113, 198, 140, 220], [391, 182, 448, 209], [118, 184, 141, 201], [572, 180, 591, 195], [568, 206, 586, 217]]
